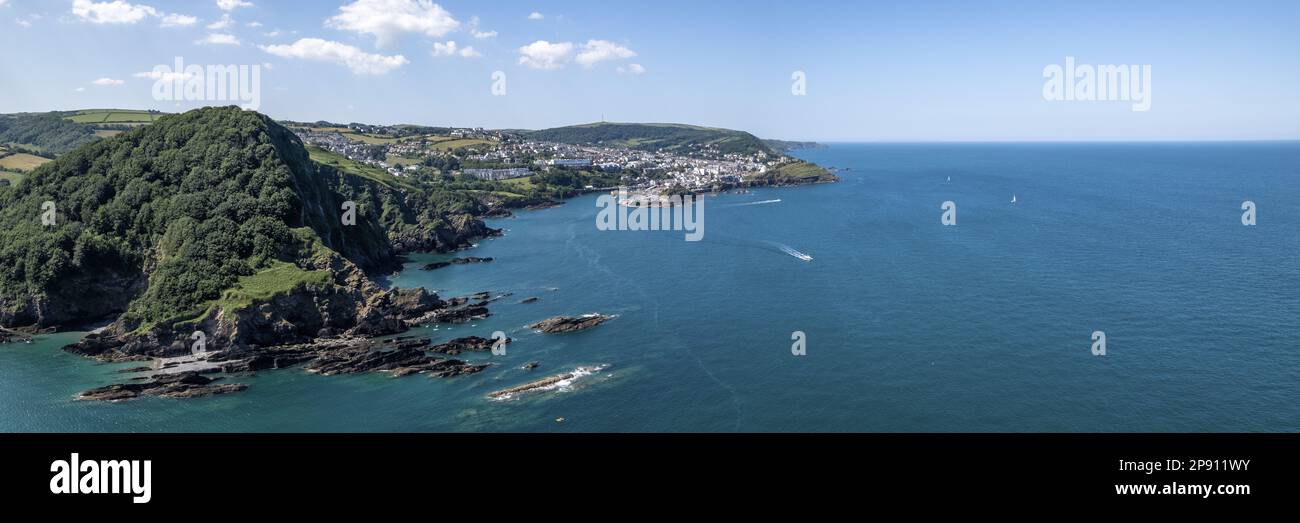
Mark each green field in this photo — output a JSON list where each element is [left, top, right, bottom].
[[212, 261, 333, 315], [386, 154, 424, 167], [307, 146, 417, 191], [497, 176, 538, 192], [0, 171, 22, 185], [0, 153, 51, 171], [341, 132, 400, 145], [66, 109, 161, 124]]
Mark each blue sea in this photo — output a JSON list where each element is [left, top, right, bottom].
[[2, 142, 1297, 432]]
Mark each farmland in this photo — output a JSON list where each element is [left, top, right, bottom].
[[66, 109, 161, 125], [0, 152, 52, 171]]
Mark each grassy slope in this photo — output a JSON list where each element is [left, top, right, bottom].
[[212, 260, 332, 315], [0, 153, 52, 171], [306, 146, 420, 192]]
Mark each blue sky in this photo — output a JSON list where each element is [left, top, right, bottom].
[[1, 0, 1297, 141]]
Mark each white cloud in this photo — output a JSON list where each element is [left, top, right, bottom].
[[75, 87, 87, 92], [72, 0, 159, 24], [327, 0, 459, 48], [618, 63, 646, 75], [468, 16, 495, 39], [432, 40, 479, 58], [206, 13, 234, 29], [160, 13, 198, 27], [261, 38, 409, 74], [16, 19, 32, 27], [196, 33, 240, 45], [92, 77, 125, 86], [246, 21, 262, 28], [527, 12, 543, 20], [216, 0, 253, 10], [0, 0, 10, 7], [575, 39, 636, 68], [134, 70, 196, 82], [517, 40, 573, 70]]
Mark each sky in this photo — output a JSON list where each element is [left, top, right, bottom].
[[0, 0, 1297, 141]]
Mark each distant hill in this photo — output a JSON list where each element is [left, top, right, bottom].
[[0, 113, 96, 155], [526, 122, 776, 156], [763, 139, 826, 153]]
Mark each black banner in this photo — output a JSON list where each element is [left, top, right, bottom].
[[0, 433, 1293, 511]]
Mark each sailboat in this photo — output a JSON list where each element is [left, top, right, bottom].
[[946, 176, 951, 183], [1011, 194, 1018, 204]]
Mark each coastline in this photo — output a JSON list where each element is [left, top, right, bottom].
[[39, 162, 836, 402]]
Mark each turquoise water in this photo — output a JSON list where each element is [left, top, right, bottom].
[[2, 142, 1298, 432]]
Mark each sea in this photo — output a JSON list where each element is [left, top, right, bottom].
[[2, 142, 1297, 432]]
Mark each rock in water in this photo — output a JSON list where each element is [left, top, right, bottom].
[[428, 336, 511, 355], [488, 373, 574, 399], [77, 372, 248, 402], [529, 315, 613, 334]]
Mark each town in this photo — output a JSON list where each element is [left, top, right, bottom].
[[286, 120, 814, 195]]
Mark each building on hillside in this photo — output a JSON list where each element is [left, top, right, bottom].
[[463, 168, 532, 181]]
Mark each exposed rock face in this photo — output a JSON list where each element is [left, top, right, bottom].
[[63, 257, 450, 362], [404, 294, 491, 326], [78, 334, 492, 401], [0, 272, 146, 331], [391, 214, 502, 254], [489, 373, 574, 399], [77, 372, 247, 402], [428, 336, 511, 356], [530, 315, 613, 334], [519, 297, 540, 304], [0, 326, 35, 344], [204, 335, 491, 377], [420, 257, 494, 271]]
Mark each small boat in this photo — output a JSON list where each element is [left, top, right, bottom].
[[1011, 194, 1017, 204]]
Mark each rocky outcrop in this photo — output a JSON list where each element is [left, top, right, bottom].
[[404, 294, 492, 326], [63, 255, 453, 362], [206, 335, 489, 378], [530, 314, 613, 334], [391, 214, 502, 255], [77, 372, 247, 402], [488, 373, 573, 399], [428, 336, 511, 356], [79, 333, 492, 401], [421, 257, 495, 271]]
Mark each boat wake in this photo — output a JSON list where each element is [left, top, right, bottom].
[[702, 234, 815, 263], [724, 199, 782, 208], [764, 241, 814, 262]]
